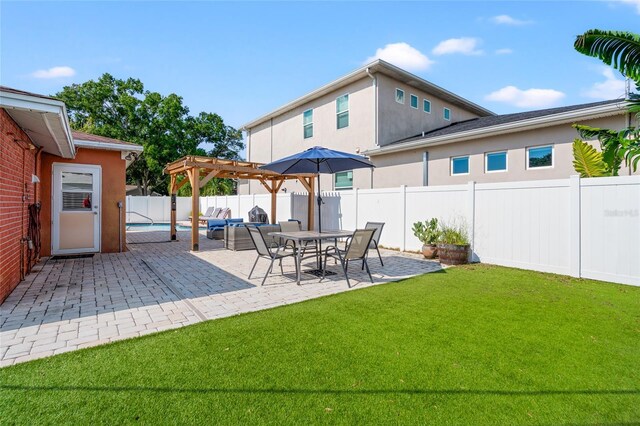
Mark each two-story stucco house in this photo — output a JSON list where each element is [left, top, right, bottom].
[[240, 59, 635, 194]]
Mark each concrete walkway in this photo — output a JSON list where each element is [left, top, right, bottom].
[[0, 230, 441, 367]]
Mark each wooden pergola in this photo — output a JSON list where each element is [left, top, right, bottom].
[[164, 156, 317, 251]]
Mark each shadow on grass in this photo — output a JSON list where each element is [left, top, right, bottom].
[[1, 384, 638, 396]]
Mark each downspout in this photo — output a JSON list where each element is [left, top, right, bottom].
[[366, 67, 377, 189]]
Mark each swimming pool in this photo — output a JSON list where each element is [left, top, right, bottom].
[[126, 223, 206, 231]]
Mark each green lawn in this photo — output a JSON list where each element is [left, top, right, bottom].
[[1, 265, 639, 425]]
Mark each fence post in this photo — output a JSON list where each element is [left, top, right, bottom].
[[401, 185, 407, 252], [569, 175, 581, 278], [467, 181, 476, 262], [354, 188, 359, 229]]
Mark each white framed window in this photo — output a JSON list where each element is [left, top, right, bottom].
[[334, 170, 353, 190], [423, 99, 431, 113], [336, 94, 349, 129], [527, 145, 554, 169], [410, 94, 418, 109], [485, 151, 507, 173], [303, 109, 313, 139], [443, 107, 451, 121], [451, 156, 469, 175], [395, 88, 405, 104]]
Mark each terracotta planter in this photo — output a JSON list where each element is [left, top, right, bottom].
[[421, 244, 438, 259], [437, 243, 470, 265]]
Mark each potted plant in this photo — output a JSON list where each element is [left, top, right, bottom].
[[412, 218, 440, 259], [437, 220, 470, 265]]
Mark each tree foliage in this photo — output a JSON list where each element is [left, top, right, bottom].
[[572, 30, 640, 175], [572, 139, 609, 178], [56, 74, 244, 195]]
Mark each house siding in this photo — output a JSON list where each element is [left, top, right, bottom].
[[0, 109, 40, 303]]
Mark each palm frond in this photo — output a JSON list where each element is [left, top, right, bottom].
[[574, 30, 640, 82], [572, 139, 609, 178]]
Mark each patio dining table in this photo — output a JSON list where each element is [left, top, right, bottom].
[[268, 230, 354, 285]]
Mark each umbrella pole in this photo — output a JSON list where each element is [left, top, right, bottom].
[[316, 169, 322, 270]]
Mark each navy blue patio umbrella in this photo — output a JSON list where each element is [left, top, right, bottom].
[[259, 146, 375, 232]]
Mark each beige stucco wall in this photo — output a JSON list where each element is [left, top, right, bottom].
[[377, 73, 482, 146], [371, 114, 633, 187], [242, 76, 376, 194]]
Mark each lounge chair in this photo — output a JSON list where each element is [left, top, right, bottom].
[[322, 228, 376, 287], [198, 207, 221, 223], [246, 225, 298, 286]]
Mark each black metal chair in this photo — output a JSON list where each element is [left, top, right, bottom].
[[246, 225, 297, 286], [322, 228, 376, 287], [365, 222, 385, 266]]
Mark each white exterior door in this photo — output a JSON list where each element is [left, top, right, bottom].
[[52, 164, 101, 255]]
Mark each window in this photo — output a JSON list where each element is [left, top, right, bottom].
[[451, 156, 469, 175], [423, 99, 431, 113], [336, 94, 349, 129], [443, 107, 451, 121], [61, 172, 93, 211], [485, 151, 507, 173], [410, 94, 418, 109], [395, 88, 405, 104], [334, 171, 353, 189], [303, 109, 313, 139], [527, 145, 553, 169]]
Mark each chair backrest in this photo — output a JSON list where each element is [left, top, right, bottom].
[[210, 207, 222, 218], [216, 207, 230, 219], [365, 222, 385, 244], [202, 206, 215, 217], [245, 225, 271, 256], [278, 220, 301, 232], [345, 229, 376, 260]]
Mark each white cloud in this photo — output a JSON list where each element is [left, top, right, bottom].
[[485, 86, 566, 108], [495, 48, 513, 55], [432, 38, 483, 56], [583, 67, 626, 99], [31, 66, 76, 79], [491, 14, 532, 25], [610, 0, 640, 14], [364, 42, 434, 71]]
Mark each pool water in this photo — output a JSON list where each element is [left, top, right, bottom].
[[126, 223, 206, 231]]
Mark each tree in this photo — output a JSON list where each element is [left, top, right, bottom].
[[572, 30, 640, 174], [56, 74, 244, 195]]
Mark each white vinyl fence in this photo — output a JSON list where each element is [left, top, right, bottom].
[[127, 175, 640, 286]]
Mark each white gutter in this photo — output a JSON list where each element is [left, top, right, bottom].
[[74, 139, 143, 152], [365, 101, 627, 156]]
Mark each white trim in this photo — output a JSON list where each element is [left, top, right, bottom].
[[336, 93, 349, 129], [74, 139, 143, 153], [526, 144, 554, 170], [451, 155, 470, 176], [410, 94, 419, 109], [485, 150, 508, 173], [395, 88, 405, 104], [52, 163, 102, 255], [365, 101, 627, 156], [443, 107, 451, 121], [423, 99, 431, 114]]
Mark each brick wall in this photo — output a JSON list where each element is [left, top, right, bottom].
[[0, 109, 39, 303]]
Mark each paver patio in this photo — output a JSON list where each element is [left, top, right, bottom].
[[0, 230, 441, 367]]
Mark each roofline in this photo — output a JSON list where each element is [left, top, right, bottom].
[[74, 139, 144, 153], [242, 59, 494, 129], [364, 101, 628, 156], [0, 87, 75, 158]]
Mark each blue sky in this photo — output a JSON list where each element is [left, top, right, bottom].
[[2, 1, 639, 136]]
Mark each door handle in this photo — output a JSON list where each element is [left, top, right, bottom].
[[94, 212, 98, 215]]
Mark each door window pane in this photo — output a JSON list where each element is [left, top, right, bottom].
[[486, 152, 507, 172], [63, 192, 92, 211], [528, 146, 553, 168], [62, 172, 93, 191], [451, 156, 469, 175]]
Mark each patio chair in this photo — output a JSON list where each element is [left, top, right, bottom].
[[278, 220, 317, 254], [322, 228, 376, 288], [198, 207, 220, 222], [246, 224, 298, 286], [365, 222, 385, 266]]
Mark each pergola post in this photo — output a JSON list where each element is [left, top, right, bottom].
[[307, 177, 315, 231], [187, 168, 200, 251], [270, 179, 277, 224], [170, 175, 177, 241]]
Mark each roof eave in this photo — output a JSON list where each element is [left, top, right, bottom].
[[365, 101, 628, 156], [74, 139, 144, 153]]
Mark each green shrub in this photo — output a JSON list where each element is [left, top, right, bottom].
[[412, 218, 440, 245], [438, 219, 469, 245]]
